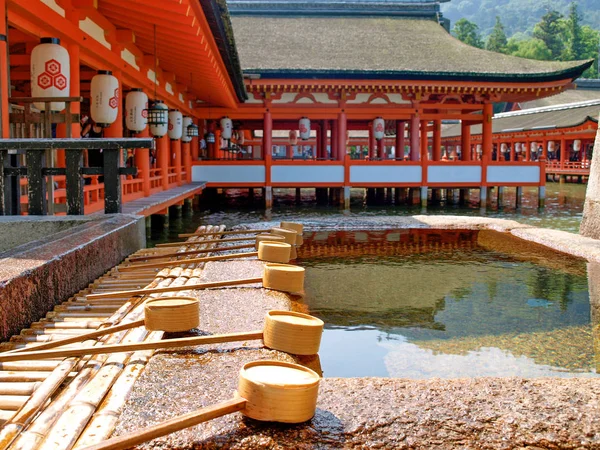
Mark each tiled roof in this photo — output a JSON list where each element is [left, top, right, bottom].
[[442, 100, 600, 138], [230, 16, 592, 81]]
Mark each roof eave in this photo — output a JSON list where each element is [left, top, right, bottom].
[[199, 0, 248, 102], [243, 60, 595, 84]]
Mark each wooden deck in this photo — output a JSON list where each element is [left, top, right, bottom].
[[120, 182, 206, 216]]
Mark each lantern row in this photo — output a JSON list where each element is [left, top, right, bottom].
[[31, 37, 199, 140]]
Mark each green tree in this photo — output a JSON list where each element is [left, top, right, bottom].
[[506, 37, 553, 60], [532, 9, 565, 59], [452, 18, 484, 48], [563, 2, 585, 60], [580, 25, 600, 77], [486, 16, 508, 53]]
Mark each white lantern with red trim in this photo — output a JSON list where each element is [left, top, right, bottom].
[[125, 88, 148, 132], [299, 117, 311, 140], [548, 141, 555, 152], [515, 143, 522, 153], [500, 143, 508, 153], [181, 116, 193, 143], [31, 37, 70, 111], [574, 140, 581, 152], [289, 130, 298, 145], [373, 117, 385, 140], [220, 117, 233, 140], [168, 109, 183, 140], [90, 70, 119, 128], [530, 142, 537, 152]]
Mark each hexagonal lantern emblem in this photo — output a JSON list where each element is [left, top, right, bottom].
[[54, 74, 67, 90], [37, 73, 53, 89], [109, 97, 118, 109], [45, 59, 61, 76], [168, 122, 173, 131]]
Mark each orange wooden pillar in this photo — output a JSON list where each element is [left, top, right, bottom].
[[433, 119, 442, 161], [461, 122, 471, 161], [560, 137, 567, 169], [420, 120, 428, 160], [331, 119, 338, 160], [0, 0, 8, 139], [182, 140, 192, 183], [157, 135, 170, 190], [368, 124, 375, 159], [135, 127, 151, 196], [396, 121, 405, 160], [337, 111, 346, 162], [482, 103, 493, 162], [171, 137, 182, 185], [410, 113, 420, 161], [263, 110, 272, 208], [320, 120, 328, 159]]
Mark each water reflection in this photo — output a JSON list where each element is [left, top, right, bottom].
[[302, 248, 599, 378]]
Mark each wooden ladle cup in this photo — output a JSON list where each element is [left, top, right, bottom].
[[0, 310, 324, 361], [85, 263, 305, 301], [79, 360, 320, 450], [120, 241, 292, 272]]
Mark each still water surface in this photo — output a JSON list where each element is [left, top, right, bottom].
[[302, 249, 598, 379]]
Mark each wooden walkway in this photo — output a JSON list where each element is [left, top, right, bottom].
[[121, 182, 206, 216], [0, 225, 224, 450]]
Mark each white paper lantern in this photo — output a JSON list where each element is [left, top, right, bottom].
[[500, 143, 508, 152], [91, 70, 119, 127], [530, 142, 537, 151], [476, 144, 482, 154], [289, 130, 298, 145], [574, 140, 581, 151], [299, 117, 310, 140], [168, 109, 183, 140], [181, 116, 193, 143], [515, 143, 522, 153], [548, 141, 555, 152], [373, 117, 385, 141], [149, 101, 168, 137], [125, 89, 148, 132], [220, 117, 233, 140], [31, 38, 70, 111]]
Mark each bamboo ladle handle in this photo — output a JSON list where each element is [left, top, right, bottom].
[[85, 277, 263, 300], [4, 319, 145, 354], [155, 236, 254, 247], [179, 229, 265, 238], [0, 331, 264, 362], [121, 252, 259, 272], [79, 397, 247, 450], [129, 243, 255, 262]]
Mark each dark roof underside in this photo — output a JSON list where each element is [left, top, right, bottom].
[[200, 0, 248, 101], [230, 16, 592, 82], [442, 104, 600, 138]]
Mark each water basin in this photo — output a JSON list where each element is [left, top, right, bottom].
[[299, 229, 599, 379]]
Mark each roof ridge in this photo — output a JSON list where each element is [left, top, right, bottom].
[[495, 98, 600, 119]]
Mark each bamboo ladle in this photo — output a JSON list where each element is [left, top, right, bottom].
[[79, 360, 320, 450], [176, 221, 303, 238], [130, 233, 290, 263], [0, 310, 324, 361], [120, 241, 292, 272], [154, 233, 285, 248], [85, 263, 306, 301]]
